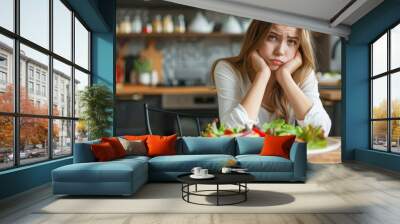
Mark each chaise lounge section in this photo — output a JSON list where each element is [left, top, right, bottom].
[[52, 137, 307, 196]]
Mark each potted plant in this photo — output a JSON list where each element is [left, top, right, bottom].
[[79, 84, 113, 140], [134, 58, 152, 85]]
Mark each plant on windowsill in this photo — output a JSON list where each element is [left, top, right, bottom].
[[79, 84, 113, 140]]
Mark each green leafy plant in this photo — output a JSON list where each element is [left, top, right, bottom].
[[79, 84, 113, 140], [134, 58, 152, 74]]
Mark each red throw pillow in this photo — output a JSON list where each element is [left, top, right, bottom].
[[91, 142, 117, 161], [101, 137, 126, 158], [146, 134, 177, 157], [260, 134, 296, 159]]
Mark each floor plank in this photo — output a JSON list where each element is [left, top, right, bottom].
[[1, 162, 400, 224]]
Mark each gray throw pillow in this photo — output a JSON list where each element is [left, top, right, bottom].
[[118, 137, 147, 156]]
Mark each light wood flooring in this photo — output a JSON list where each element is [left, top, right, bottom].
[[1, 161, 400, 224]]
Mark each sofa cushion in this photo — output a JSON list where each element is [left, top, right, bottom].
[[91, 142, 118, 162], [236, 155, 293, 172], [235, 137, 264, 155], [73, 140, 100, 163], [101, 137, 127, 158], [52, 158, 147, 183], [118, 137, 147, 156], [260, 134, 296, 159], [146, 134, 177, 157], [180, 137, 235, 155], [148, 154, 235, 172]]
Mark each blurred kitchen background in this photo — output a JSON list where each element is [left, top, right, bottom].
[[115, 0, 342, 139]]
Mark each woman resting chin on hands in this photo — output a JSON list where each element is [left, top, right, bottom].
[[211, 20, 331, 137]]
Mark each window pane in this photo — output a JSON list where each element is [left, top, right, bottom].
[[20, 44, 49, 115], [75, 18, 89, 70], [20, 117, 49, 165], [0, 35, 14, 112], [372, 33, 387, 76], [53, 0, 72, 60], [391, 72, 400, 118], [372, 77, 387, 119], [75, 120, 88, 143], [74, 69, 89, 118], [20, 0, 49, 49], [53, 59, 72, 117], [0, 0, 14, 31], [391, 24, 400, 70], [0, 116, 13, 170], [53, 119, 72, 158], [391, 120, 400, 153], [372, 121, 388, 151]]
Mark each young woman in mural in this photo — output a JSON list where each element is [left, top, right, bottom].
[[211, 20, 331, 136]]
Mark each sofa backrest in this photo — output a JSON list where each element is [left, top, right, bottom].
[[73, 139, 100, 163], [235, 137, 264, 155], [178, 137, 236, 155]]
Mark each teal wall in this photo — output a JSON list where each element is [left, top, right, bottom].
[[343, 0, 400, 171], [91, 0, 116, 136], [0, 0, 116, 200]]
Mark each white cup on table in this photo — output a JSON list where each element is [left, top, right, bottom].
[[200, 169, 208, 176], [191, 167, 202, 176], [221, 167, 232, 174]]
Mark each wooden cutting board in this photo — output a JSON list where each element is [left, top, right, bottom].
[[139, 40, 164, 84]]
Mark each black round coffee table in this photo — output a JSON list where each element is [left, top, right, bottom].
[[177, 173, 255, 206]]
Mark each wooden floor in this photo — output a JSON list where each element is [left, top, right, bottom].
[[308, 148, 342, 164], [1, 162, 400, 224]]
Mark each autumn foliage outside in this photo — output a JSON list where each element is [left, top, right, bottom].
[[0, 85, 60, 161]]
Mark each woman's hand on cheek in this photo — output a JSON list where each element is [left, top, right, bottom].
[[250, 50, 271, 77], [276, 51, 302, 83], [278, 51, 302, 74]]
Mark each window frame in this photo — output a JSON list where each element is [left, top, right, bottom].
[[0, 0, 92, 171], [370, 20, 400, 154]]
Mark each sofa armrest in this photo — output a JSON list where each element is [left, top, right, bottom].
[[73, 140, 100, 163], [289, 142, 307, 181]]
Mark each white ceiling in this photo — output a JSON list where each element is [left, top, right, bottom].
[[164, 0, 384, 37], [226, 0, 352, 22]]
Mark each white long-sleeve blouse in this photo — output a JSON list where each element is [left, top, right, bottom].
[[214, 60, 332, 137]]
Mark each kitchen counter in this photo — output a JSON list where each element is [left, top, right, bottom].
[[116, 84, 217, 96], [116, 84, 341, 101]]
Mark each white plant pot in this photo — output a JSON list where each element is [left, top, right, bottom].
[[139, 72, 151, 85]]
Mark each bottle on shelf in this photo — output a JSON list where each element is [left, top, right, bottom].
[[163, 14, 174, 33], [143, 23, 153, 34], [131, 14, 142, 33], [175, 14, 186, 33], [152, 15, 163, 33], [120, 15, 132, 34]]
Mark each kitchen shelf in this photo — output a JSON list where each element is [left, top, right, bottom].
[[116, 84, 217, 96], [117, 32, 244, 39]]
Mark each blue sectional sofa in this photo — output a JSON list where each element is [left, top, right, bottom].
[[52, 137, 307, 196]]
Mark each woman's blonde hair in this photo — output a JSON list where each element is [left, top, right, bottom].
[[211, 20, 316, 121]]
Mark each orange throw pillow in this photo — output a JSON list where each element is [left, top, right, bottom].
[[260, 134, 296, 159], [124, 135, 149, 141], [146, 134, 177, 157], [101, 137, 126, 158], [91, 142, 117, 161]]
